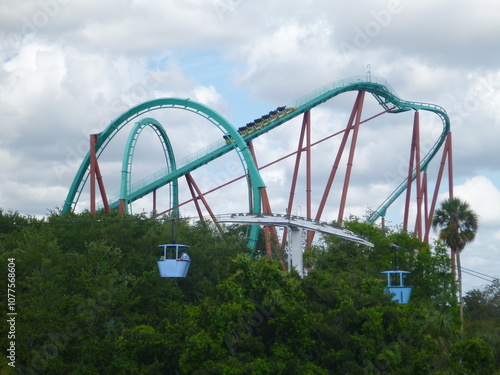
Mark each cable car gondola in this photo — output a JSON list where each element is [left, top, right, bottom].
[[381, 270, 412, 304], [157, 243, 191, 278], [381, 244, 412, 304]]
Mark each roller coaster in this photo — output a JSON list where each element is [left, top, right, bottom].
[[62, 75, 452, 252]]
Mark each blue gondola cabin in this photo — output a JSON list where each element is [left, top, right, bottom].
[[157, 244, 191, 278], [381, 270, 412, 304]]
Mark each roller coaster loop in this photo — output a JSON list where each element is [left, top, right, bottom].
[[120, 118, 179, 215]]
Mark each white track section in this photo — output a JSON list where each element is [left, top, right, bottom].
[[217, 213, 373, 276]]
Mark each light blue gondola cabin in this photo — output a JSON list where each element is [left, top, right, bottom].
[[157, 244, 191, 278], [381, 270, 412, 304]]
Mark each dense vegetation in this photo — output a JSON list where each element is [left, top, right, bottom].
[[0, 209, 498, 374]]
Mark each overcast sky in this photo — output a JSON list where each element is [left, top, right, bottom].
[[1, 0, 499, 291]]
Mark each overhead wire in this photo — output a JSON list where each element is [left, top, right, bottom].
[[461, 266, 498, 283]]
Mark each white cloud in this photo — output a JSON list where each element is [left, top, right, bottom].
[[192, 85, 224, 107], [454, 176, 500, 226]]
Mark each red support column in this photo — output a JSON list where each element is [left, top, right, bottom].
[[95, 162, 110, 214], [305, 111, 314, 246], [305, 110, 312, 219], [337, 90, 366, 224], [315, 91, 364, 224], [185, 173, 224, 235], [283, 112, 309, 249], [413, 112, 423, 240], [286, 115, 308, 208], [424, 132, 455, 279], [89, 134, 110, 214], [403, 111, 421, 232], [90, 134, 97, 214], [448, 132, 454, 198], [153, 189, 157, 213], [119, 199, 126, 213], [420, 171, 429, 238], [424, 132, 453, 243], [186, 174, 204, 221]]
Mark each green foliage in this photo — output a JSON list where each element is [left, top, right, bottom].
[[303, 228, 460, 374], [0, 211, 497, 374], [464, 280, 500, 369], [451, 338, 495, 375], [465, 279, 500, 321]]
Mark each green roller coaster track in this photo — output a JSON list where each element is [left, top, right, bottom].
[[120, 118, 179, 215], [236, 75, 450, 224], [63, 75, 449, 246]]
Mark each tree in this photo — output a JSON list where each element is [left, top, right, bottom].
[[464, 279, 500, 322], [4, 210, 496, 373], [451, 338, 495, 375], [432, 197, 479, 328], [464, 280, 500, 369], [301, 224, 461, 374]]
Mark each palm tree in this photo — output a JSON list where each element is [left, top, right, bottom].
[[432, 197, 479, 328]]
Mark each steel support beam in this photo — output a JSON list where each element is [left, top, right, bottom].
[[185, 173, 224, 235], [90, 134, 96, 214], [338, 90, 365, 224], [315, 91, 365, 224], [305, 111, 313, 246], [424, 131, 454, 242], [283, 111, 310, 249], [90, 134, 109, 214], [403, 111, 422, 233], [95, 162, 110, 214]]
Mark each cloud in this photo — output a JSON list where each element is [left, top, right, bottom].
[[454, 176, 500, 227]]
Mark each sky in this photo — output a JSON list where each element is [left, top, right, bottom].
[[1, 0, 499, 292]]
